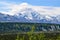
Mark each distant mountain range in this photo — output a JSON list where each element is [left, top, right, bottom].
[[0, 3, 60, 24]]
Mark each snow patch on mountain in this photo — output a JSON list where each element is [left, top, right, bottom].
[[0, 3, 60, 24], [0, 3, 60, 16]]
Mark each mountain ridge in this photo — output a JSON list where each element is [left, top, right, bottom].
[[0, 3, 60, 24]]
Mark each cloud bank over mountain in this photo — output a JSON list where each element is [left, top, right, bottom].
[[0, 1, 60, 16], [0, 1, 60, 24]]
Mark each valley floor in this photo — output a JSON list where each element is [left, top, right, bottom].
[[0, 33, 60, 40]]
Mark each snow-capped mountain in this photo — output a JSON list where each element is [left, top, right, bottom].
[[0, 3, 60, 24]]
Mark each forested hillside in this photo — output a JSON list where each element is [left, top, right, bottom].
[[0, 22, 60, 40]]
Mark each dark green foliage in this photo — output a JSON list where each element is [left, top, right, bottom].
[[0, 22, 60, 40], [0, 22, 60, 34], [0, 33, 60, 40]]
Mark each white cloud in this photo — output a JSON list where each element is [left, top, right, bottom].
[[0, 1, 60, 16], [0, 1, 18, 15], [32, 6, 60, 16]]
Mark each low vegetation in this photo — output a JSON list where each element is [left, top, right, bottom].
[[0, 22, 60, 40]]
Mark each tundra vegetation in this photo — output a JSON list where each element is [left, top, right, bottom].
[[0, 22, 60, 40]]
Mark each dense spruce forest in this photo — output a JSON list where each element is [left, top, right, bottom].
[[0, 22, 60, 40]]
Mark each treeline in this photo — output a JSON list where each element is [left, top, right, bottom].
[[0, 22, 60, 34], [0, 22, 60, 40]]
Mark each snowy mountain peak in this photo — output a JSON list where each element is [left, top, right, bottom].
[[1, 3, 60, 16], [0, 3, 60, 24], [20, 3, 30, 6]]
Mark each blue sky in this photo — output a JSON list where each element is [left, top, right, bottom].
[[0, 0, 60, 7]]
